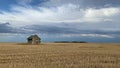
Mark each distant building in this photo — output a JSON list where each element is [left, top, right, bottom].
[[27, 35, 41, 45]]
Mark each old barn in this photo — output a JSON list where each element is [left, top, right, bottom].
[[27, 35, 41, 45]]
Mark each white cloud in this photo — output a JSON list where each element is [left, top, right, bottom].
[[0, 4, 83, 26], [62, 34, 114, 38], [0, 3, 120, 27], [84, 7, 120, 22], [80, 34, 114, 38], [85, 8, 120, 18]]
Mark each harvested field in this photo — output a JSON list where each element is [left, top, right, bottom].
[[0, 43, 120, 68]]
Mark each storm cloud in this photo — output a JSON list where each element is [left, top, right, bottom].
[[0, 22, 15, 33]]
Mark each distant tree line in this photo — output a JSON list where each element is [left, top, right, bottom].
[[54, 41, 87, 43]]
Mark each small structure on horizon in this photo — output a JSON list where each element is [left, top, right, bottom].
[[27, 35, 41, 45]]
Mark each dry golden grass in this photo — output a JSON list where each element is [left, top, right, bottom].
[[0, 43, 120, 68]]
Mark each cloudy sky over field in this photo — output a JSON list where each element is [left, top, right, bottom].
[[0, 0, 120, 42]]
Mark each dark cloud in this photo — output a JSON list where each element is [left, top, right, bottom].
[[0, 22, 14, 33], [23, 25, 80, 34], [0, 22, 120, 37], [21, 23, 120, 35]]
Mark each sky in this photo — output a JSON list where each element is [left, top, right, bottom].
[[0, 0, 120, 42]]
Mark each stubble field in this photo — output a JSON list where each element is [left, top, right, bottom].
[[0, 43, 120, 68]]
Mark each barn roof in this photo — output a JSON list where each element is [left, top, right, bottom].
[[27, 35, 41, 40]]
